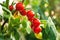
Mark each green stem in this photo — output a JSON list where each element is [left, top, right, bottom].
[[0, 3, 5, 7], [6, 0, 9, 9]]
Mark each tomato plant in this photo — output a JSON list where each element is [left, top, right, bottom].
[[0, 0, 58, 40]]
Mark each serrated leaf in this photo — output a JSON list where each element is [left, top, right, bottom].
[[8, 17, 20, 31], [8, 18, 21, 40]]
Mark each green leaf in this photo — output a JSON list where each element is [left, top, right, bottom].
[[1, 3, 12, 21], [11, 29, 20, 40], [6, 0, 9, 9], [35, 13, 40, 19], [0, 2, 12, 21], [21, 19, 27, 28], [47, 17, 57, 39], [40, 20, 47, 28], [24, 0, 29, 6], [2, 6, 12, 21], [2, 6, 12, 15], [3, 13, 10, 19], [38, 7, 48, 20], [43, 17, 57, 40], [8, 17, 20, 34], [25, 32, 38, 40], [11, 18, 20, 24], [0, 3, 5, 7], [9, 17, 20, 29], [0, 0, 9, 9], [21, 16, 28, 28], [12, 1, 16, 5], [8, 20, 20, 40]]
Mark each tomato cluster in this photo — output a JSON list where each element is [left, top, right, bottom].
[[9, 2, 42, 34]]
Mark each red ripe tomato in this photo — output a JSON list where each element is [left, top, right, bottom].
[[28, 17, 34, 22], [20, 10, 27, 16], [9, 5, 14, 11], [32, 18, 40, 27], [31, 24, 35, 32], [31, 24, 34, 28], [16, 2, 24, 11], [34, 27, 42, 34], [27, 10, 34, 21]]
